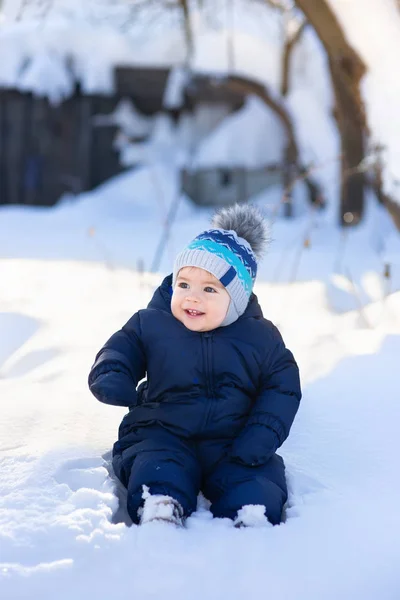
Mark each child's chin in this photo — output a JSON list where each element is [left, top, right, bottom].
[[181, 315, 208, 332], [184, 319, 206, 331], [184, 319, 221, 333]]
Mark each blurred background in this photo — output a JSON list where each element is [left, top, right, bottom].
[[1, 1, 400, 283]]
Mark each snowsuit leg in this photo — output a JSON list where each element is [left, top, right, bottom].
[[113, 425, 201, 524], [202, 446, 287, 525]]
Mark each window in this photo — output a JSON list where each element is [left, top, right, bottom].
[[220, 169, 233, 186]]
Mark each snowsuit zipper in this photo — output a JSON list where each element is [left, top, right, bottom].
[[202, 332, 214, 398], [200, 332, 214, 432]]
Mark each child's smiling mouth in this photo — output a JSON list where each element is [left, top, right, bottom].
[[184, 309, 205, 318]]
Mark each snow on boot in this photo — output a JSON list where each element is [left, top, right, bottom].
[[139, 493, 184, 527], [233, 505, 273, 528]]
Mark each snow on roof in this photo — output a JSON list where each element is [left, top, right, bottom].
[[0, 22, 147, 102], [0, 1, 282, 104]]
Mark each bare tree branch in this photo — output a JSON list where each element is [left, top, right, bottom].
[[264, 0, 293, 11], [281, 19, 307, 96], [39, 0, 55, 24], [16, 0, 30, 20], [177, 0, 193, 62]]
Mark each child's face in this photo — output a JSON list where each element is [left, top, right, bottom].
[[171, 266, 230, 332]]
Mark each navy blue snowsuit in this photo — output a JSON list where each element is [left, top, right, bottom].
[[88, 274, 301, 524]]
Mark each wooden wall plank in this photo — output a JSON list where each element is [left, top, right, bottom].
[[4, 91, 26, 205], [76, 95, 93, 193], [90, 96, 123, 189], [0, 94, 5, 204], [26, 97, 48, 206]]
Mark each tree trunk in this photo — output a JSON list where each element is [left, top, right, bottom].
[[369, 156, 400, 232], [294, 0, 367, 226]]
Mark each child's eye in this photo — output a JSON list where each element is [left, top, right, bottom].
[[178, 282, 189, 289], [204, 286, 216, 293]]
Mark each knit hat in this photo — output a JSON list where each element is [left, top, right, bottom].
[[172, 204, 269, 326]]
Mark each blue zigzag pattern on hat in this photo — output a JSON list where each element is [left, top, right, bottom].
[[195, 229, 257, 280], [187, 239, 253, 295]]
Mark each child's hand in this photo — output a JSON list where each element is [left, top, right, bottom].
[[89, 364, 137, 407], [230, 424, 278, 467]]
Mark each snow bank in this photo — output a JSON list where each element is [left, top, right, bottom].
[[189, 95, 286, 168], [0, 313, 40, 371]]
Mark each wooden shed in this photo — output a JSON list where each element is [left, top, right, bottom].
[[0, 90, 123, 206], [0, 67, 247, 207]]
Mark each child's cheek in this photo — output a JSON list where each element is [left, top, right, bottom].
[[170, 294, 181, 321]]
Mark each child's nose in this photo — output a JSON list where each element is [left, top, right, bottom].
[[186, 291, 200, 302]]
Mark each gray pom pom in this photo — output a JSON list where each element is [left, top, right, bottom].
[[211, 203, 270, 259]]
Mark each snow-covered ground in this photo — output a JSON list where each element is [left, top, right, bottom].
[[1, 162, 400, 598]]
